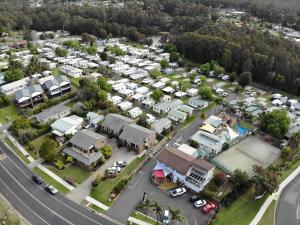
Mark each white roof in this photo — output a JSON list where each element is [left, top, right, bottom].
[[0, 77, 30, 92]]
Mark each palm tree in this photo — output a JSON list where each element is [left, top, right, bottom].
[[136, 199, 151, 218], [169, 207, 184, 225], [150, 201, 163, 223]]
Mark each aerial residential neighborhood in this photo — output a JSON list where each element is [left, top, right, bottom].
[[0, 0, 300, 225]]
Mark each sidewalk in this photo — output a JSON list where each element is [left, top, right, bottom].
[[249, 165, 300, 225], [128, 216, 152, 225]]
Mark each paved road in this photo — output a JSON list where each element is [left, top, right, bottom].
[[276, 172, 300, 225], [0, 141, 121, 225]]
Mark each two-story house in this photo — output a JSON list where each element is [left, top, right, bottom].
[[15, 85, 44, 108], [152, 147, 215, 193], [43, 75, 71, 97]]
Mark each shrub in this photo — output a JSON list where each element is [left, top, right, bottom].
[[100, 145, 112, 159], [92, 174, 102, 187], [66, 156, 74, 163], [55, 160, 65, 170], [112, 178, 129, 194], [189, 139, 199, 148], [214, 172, 226, 186]]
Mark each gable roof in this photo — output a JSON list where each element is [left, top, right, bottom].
[[119, 123, 155, 145], [35, 104, 71, 122], [15, 84, 43, 100], [158, 147, 214, 175], [101, 113, 134, 133], [70, 129, 106, 150]]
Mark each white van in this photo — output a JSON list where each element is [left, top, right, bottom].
[[162, 210, 170, 224]]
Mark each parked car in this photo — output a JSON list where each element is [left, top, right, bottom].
[[32, 175, 43, 185], [194, 199, 207, 208], [107, 166, 122, 173], [190, 195, 201, 203], [202, 202, 217, 213], [44, 184, 58, 195], [162, 210, 170, 224], [170, 187, 186, 197], [113, 161, 127, 168]]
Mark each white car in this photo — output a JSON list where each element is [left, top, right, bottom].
[[146, 114, 156, 124], [107, 166, 122, 173], [113, 161, 127, 168], [170, 187, 187, 197], [44, 184, 58, 195], [194, 199, 207, 208]]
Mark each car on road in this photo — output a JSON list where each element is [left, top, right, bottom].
[[170, 187, 186, 197], [32, 175, 43, 185], [113, 161, 127, 168], [44, 184, 58, 195], [194, 199, 206, 208], [202, 202, 217, 213], [162, 210, 170, 224], [190, 195, 201, 202]]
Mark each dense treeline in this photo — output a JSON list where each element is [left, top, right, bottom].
[[0, 0, 300, 93]]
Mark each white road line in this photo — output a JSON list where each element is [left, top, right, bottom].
[[0, 162, 74, 225], [0, 177, 50, 225], [4, 151, 122, 225]]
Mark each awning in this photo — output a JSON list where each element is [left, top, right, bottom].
[[52, 129, 64, 137], [200, 123, 216, 134], [153, 169, 165, 178]]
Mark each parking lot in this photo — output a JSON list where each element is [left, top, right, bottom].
[[106, 159, 210, 225]]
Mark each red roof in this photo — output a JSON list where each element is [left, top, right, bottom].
[[153, 169, 165, 178]]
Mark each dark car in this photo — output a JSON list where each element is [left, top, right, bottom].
[[190, 195, 201, 203], [32, 175, 43, 185]]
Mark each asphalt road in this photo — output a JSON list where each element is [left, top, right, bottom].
[[0, 141, 121, 225], [276, 172, 300, 225]]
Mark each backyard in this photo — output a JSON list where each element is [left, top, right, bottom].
[[90, 155, 145, 206]]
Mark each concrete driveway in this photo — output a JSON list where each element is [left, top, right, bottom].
[[106, 159, 210, 225], [66, 137, 137, 204]]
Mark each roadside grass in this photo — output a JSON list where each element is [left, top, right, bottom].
[[0, 104, 19, 124], [212, 186, 268, 225], [4, 137, 31, 164], [257, 200, 276, 225], [47, 164, 91, 185], [32, 167, 70, 194], [64, 99, 78, 108], [181, 115, 196, 127], [90, 155, 145, 206], [91, 204, 106, 214], [277, 157, 300, 182], [131, 211, 163, 225]]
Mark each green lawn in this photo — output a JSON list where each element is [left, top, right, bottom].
[[131, 211, 163, 225], [90, 155, 145, 206], [181, 115, 196, 127], [32, 167, 70, 194], [212, 187, 268, 225], [257, 200, 276, 225], [4, 137, 31, 164], [26, 135, 49, 159], [47, 164, 91, 185], [91, 204, 106, 214], [0, 104, 19, 124]]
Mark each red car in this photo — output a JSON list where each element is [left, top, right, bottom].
[[202, 202, 217, 214]]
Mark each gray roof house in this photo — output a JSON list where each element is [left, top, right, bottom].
[[101, 113, 134, 135], [168, 109, 187, 122], [179, 104, 194, 116], [86, 112, 104, 128], [44, 75, 71, 97], [63, 129, 106, 167], [190, 131, 225, 157], [15, 84, 44, 108], [188, 97, 209, 109], [153, 99, 183, 114], [151, 118, 172, 134], [119, 123, 156, 153], [286, 118, 300, 139], [35, 104, 71, 123]]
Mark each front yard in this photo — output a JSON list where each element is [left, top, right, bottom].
[[47, 164, 91, 185], [90, 155, 145, 206], [212, 187, 267, 225], [0, 104, 19, 124]]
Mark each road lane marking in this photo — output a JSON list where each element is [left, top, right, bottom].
[[0, 162, 75, 225], [2, 151, 122, 225], [0, 176, 50, 225], [0, 154, 6, 160]]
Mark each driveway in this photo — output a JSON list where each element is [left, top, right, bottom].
[[276, 172, 300, 225], [66, 137, 137, 204], [106, 159, 210, 225]]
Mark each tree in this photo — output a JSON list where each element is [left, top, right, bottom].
[[214, 172, 226, 186], [281, 146, 293, 161], [137, 114, 150, 128], [200, 63, 211, 76], [252, 165, 279, 194], [100, 52, 108, 61], [213, 64, 225, 75], [100, 145, 112, 159], [39, 139, 58, 162], [229, 72, 236, 83], [179, 81, 190, 92], [86, 46, 97, 55], [136, 199, 151, 218], [169, 52, 179, 62], [151, 89, 164, 102], [169, 207, 184, 225], [11, 117, 30, 130], [164, 43, 177, 53], [198, 86, 214, 101], [160, 59, 169, 69], [0, 94, 9, 107], [149, 69, 162, 79], [238, 72, 252, 88], [230, 169, 249, 191], [98, 90, 108, 102], [97, 77, 112, 92], [55, 47, 68, 57], [25, 56, 43, 76], [261, 109, 291, 139], [4, 69, 24, 82], [150, 202, 163, 222]]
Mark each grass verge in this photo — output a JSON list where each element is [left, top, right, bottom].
[[4, 137, 30, 164], [257, 200, 276, 225], [212, 187, 267, 225], [90, 155, 145, 206], [181, 115, 196, 127], [131, 211, 163, 225], [91, 204, 106, 214], [32, 167, 70, 194]]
